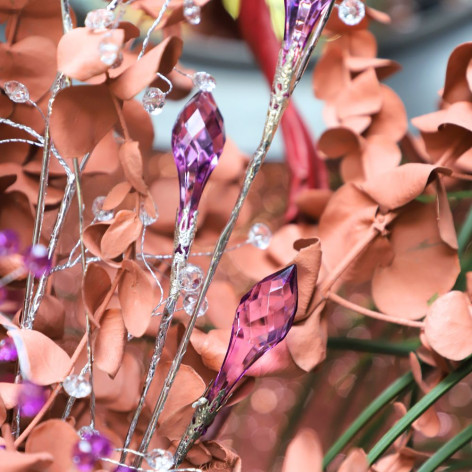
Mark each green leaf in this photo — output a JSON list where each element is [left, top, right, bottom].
[[327, 337, 420, 357], [323, 372, 414, 468], [367, 357, 472, 465], [417, 424, 472, 472]]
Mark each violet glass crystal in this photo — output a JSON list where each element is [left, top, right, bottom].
[[23, 244, 51, 278], [171, 91, 225, 225], [0, 337, 18, 362], [0, 229, 20, 257], [284, 0, 333, 53], [17, 381, 48, 417], [207, 265, 298, 403], [72, 431, 112, 472]]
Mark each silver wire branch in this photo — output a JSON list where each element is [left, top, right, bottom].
[[123, 207, 198, 464], [60, 0, 74, 34], [73, 158, 96, 429], [135, 43, 306, 466], [0, 138, 42, 147], [62, 363, 90, 420], [138, 0, 172, 59]]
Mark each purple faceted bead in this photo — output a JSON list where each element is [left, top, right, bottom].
[[0, 230, 20, 257], [23, 244, 51, 277], [284, 0, 333, 52], [72, 432, 112, 471], [208, 265, 298, 403], [17, 381, 48, 417], [114, 466, 132, 472], [0, 337, 18, 362], [172, 91, 225, 223]]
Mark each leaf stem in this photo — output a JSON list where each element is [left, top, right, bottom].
[[367, 356, 472, 465], [327, 337, 420, 357]]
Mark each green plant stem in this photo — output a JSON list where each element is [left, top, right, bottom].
[[367, 357, 472, 465], [323, 371, 414, 469], [458, 206, 472, 255], [327, 338, 420, 357], [417, 424, 472, 472]]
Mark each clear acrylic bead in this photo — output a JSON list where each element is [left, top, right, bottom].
[[78, 425, 97, 439], [192, 71, 216, 92], [179, 264, 204, 293], [92, 196, 114, 222], [4, 81, 30, 103], [338, 0, 365, 26], [248, 223, 272, 250], [183, 294, 208, 318], [99, 37, 120, 66], [139, 201, 158, 226], [145, 448, 174, 470], [85, 8, 115, 31], [63, 374, 92, 398], [183, 1, 201, 25], [142, 87, 166, 115]]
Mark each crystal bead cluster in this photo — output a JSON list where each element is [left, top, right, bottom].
[[72, 430, 112, 471], [142, 87, 166, 115], [0, 337, 18, 362], [63, 374, 92, 398], [85, 9, 115, 31], [4, 81, 30, 103], [99, 36, 122, 67], [23, 244, 51, 277], [92, 196, 114, 222], [183, 293, 208, 318], [248, 223, 272, 250], [207, 265, 298, 403], [338, 0, 365, 25], [179, 263, 204, 292], [172, 91, 226, 225], [192, 72, 216, 92], [183, 0, 201, 25], [17, 381, 48, 417], [145, 448, 174, 470]]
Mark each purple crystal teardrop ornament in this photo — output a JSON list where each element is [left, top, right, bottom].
[[207, 265, 298, 403], [171, 91, 225, 224], [284, 0, 333, 57]]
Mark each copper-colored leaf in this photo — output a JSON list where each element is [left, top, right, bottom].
[[102, 181, 132, 211], [109, 36, 182, 100], [281, 428, 322, 472], [118, 140, 148, 194], [32, 294, 65, 340], [57, 27, 125, 81], [83, 263, 112, 316], [425, 291, 472, 361], [7, 329, 72, 385], [338, 449, 369, 472], [0, 450, 53, 472], [100, 210, 143, 260], [442, 42, 472, 104], [95, 308, 126, 378], [25, 419, 78, 472], [118, 259, 154, 337], [50, 84, 118, 159]]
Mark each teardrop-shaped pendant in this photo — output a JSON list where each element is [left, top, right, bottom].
[[171, 91, 226, 224]]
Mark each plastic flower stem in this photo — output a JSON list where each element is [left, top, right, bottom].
[[73, 158, 96, 429], [327, 337, 421, 357], [323, 371, 415, 468], [367, 356, 472, 466], [328, 293, 425, 329], [417, 424, 472, 471]]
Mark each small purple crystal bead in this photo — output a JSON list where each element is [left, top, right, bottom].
[[171, 91, 225, 224], [0, 337, 18, 362], [0, 230, 20, 257], [72, 431, 112, 472], [284, 0, 333, 53], [17, 381, 48, 417], [114, 466, 132, 472], [23, 244, 51, 277], [207, 265, 298, 403]]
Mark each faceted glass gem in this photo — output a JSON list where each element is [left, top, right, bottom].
[[142, 87, 166, 115], [207, 265, 298, 403], [0, 229, 20, 256], [145, 448, 174, 470], [284, 0, 333, 52], [338, 0, 365, 25], [172, 91, 225, 222], [248, 223, 272, 250], [4, 81, 30, 103], [183, 2, 201, 25], [85, 8, 115, 31], [78, 425, 98, 439], [73, 431, 112, 472], [0, 337, 18, 362], [17, 381, 48, 417], [99, 37, 120, 66], [92, 196, 114, 221], [183, 293, 208, 318], [193, 71, 217, 92], [114, 466, 132, 472], [63, 374, 92, 398], [179, 263, 204, 292], [23, 244, 51, 278]]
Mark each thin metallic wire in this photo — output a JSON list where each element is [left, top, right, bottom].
[[138, 0, 172, 59]]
